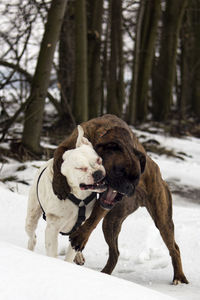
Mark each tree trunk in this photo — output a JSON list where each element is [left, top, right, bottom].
[[58, 0, 76, 128], [107, 0, 124, 117], [152, 0, 188, 121], [179, 9, 193, 117], [87, 0, 103, 119], [128, 1, 145, 124], [22, 0, 68, 154], [190, 0, 200, 117], [73, 0, 88, 123], [128, 0, 161, 124], [101, 8, 110, 115]]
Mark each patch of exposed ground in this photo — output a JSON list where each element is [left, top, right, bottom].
[[167, 180, 200, 205]]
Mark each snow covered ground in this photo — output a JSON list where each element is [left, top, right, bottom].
[[0, 129, 200, 299]]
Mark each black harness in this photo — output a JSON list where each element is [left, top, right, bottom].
[[36, 167, 96, 236]]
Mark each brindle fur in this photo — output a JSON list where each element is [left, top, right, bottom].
[[52, 114, 188, 284]]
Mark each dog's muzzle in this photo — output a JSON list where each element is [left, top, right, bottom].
[[92, 170, 104, 182], [98, 187, 124, 210], [98, 178, 136, 210], [79, 170, 107, 191]]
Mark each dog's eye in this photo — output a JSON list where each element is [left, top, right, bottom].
[[75, 167, 88, 172], [96, 157, 102, 165]]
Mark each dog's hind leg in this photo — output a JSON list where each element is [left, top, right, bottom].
[[25, 187, 42, 251], [146, 183, 188, 285]]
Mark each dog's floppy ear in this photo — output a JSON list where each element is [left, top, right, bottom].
[[76, 125, 93, 148], [133, 148, 146, 174], [53, 146, 71, 199], [53, 127, 79, 200]]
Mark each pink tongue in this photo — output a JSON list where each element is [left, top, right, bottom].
[[104, 187, 117, 204]]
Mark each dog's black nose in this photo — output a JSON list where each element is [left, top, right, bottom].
[[92, 170, 104, 182]]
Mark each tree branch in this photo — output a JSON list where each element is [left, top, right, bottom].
[[0, 59, 62, 115]]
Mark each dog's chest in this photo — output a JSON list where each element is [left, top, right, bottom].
[[37, 163, 96, 234], [49, 197, 96, 233], [39, 179, 96, 233]]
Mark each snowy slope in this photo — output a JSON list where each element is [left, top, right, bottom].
[[0, 241, 176, 300], [0, 130, 200, 299]]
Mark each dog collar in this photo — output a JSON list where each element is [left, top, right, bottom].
[[36, 167, 97, 236]]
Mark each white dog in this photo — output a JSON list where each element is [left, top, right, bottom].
[[25, 125, 106, 263]]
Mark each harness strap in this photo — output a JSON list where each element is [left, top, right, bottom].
[[36, 167, 96, 235], [60, 206, 86, 236], [68, 192, 96, 207], [36, 167, 47, 221]]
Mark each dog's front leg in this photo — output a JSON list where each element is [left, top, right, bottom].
[[70, 201, 108, 251], [45, 214, 60, 258]]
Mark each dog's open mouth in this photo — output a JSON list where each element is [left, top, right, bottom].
[[79, 179, 107, 191], [99, 187, 123, 209]]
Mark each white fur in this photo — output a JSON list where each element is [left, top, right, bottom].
[[25, 126, 105, 263]]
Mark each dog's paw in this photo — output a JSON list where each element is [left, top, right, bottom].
[[69, 230, 89, 252], [173, 274, 189, 285], [74, 252, 85, 265]]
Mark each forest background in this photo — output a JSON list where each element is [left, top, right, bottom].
[[0, 0, 200, 159]]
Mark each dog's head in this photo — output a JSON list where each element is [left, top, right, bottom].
[[61, 125, 106, 194], [95, 127, 146, 209]]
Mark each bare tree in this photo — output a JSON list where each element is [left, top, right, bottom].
[[58, 1, 76, 129], [87, 0, 104, 118], [22, 0, 68, 154], [128, 0, 161, 124], [107, 0, 124, 117], [1, 0, 200, 145], [73, 0, 88, 123], [180, 0, 200, 118], [152, 0, 188, 121]]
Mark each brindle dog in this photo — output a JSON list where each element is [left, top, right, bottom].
[[52, 114, 188, 285]]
